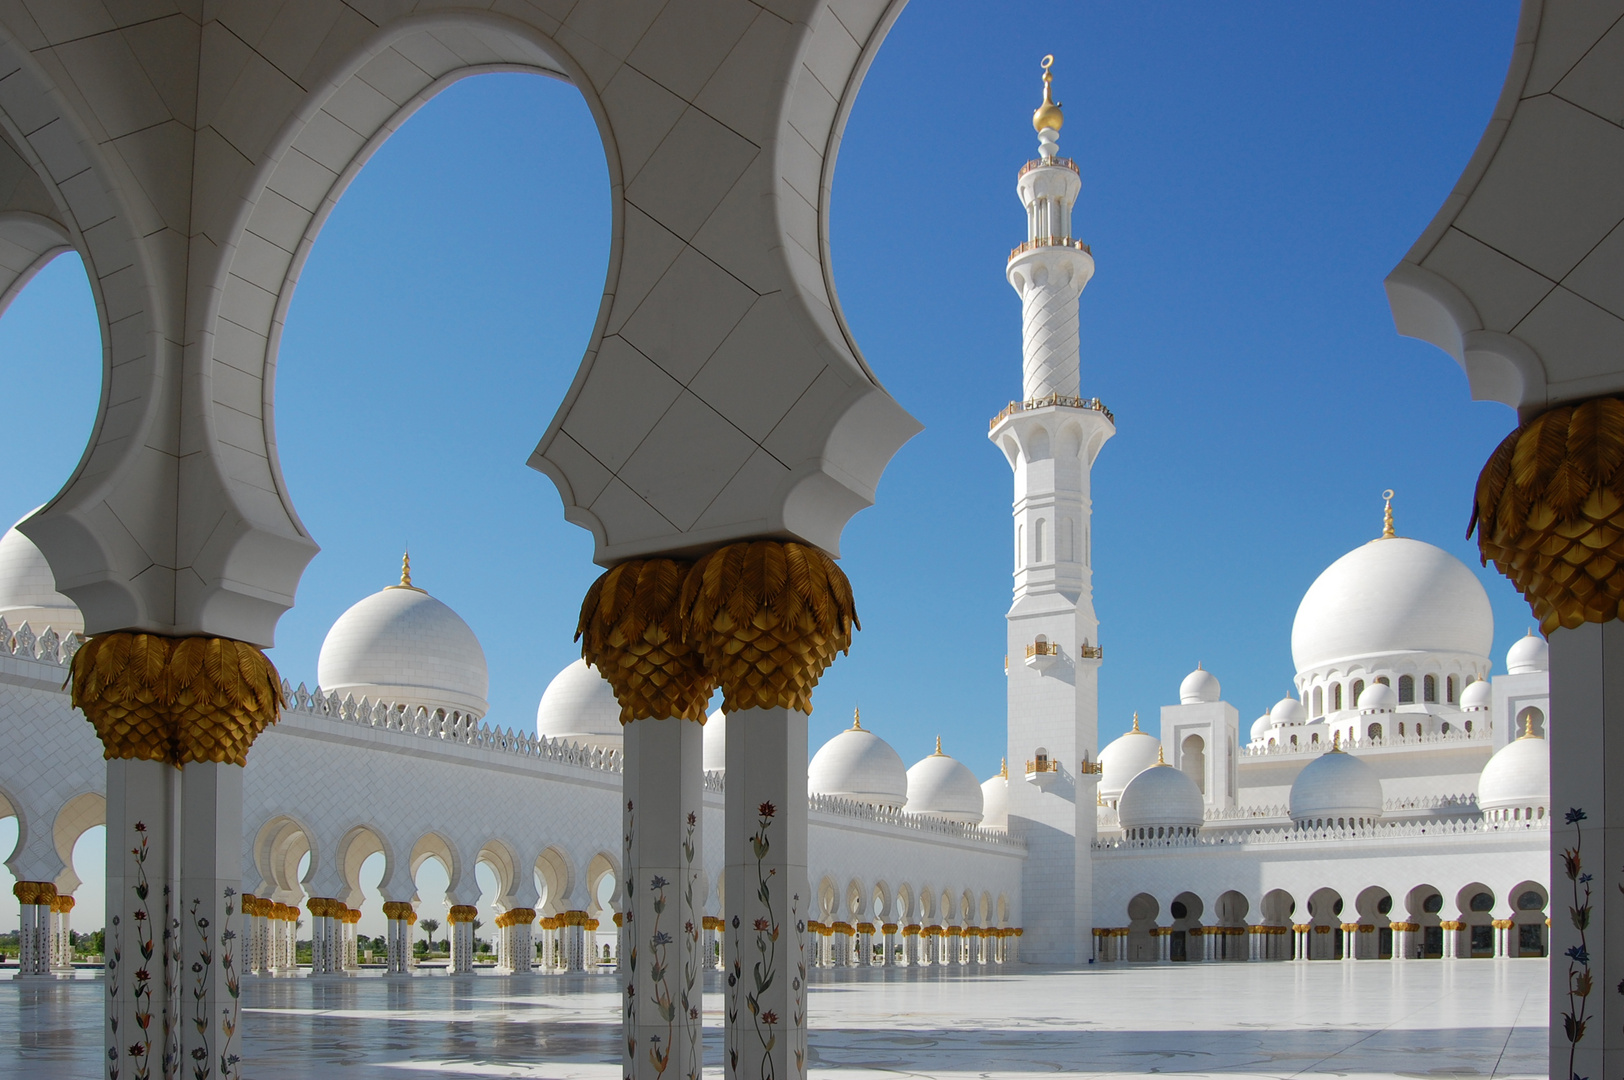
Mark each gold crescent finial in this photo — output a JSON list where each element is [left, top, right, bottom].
[[388, 549, 425, 592], [1381, 490, 1396, 539], [1033, 55, 1064, 133]]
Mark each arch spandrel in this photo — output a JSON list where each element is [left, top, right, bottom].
[[0, 0, 914, 642]]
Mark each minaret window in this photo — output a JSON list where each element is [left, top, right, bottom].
[[1180, 735, 1206, 795], [1423, 675, 1437, 703], [1034, 519, 1047, 562], [1331, 684, 1342, 711], [1398, 675, 1414, 704]]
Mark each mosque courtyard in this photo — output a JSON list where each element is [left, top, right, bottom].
[[1, 960, 1544, 1079]]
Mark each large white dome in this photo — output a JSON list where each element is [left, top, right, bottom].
[[808, 713, 907, 808], [1478, 730, 1549, 818], [536, 659, 623, 749], [904, 741, 984, 823], [1291, 537, 1493, 675], [1117, 763, 1204, 833], [1099, 718, 1160, 800], [1289, 747, 1384, 826], [1506, 630, 1550, 674], [0, 521, 83, 636], [317, 570, 488, 718], [980, 768, 1010, 832]]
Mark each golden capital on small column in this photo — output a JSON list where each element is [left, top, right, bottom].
[[69, 632, 284, 765], [12, 881, 55, 906], [1474, 397, 1624, 633], [680, 540, 857, 713], [577, 558, 714, 722]]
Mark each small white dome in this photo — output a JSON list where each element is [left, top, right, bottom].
[[1270, 697, 1307, 725], [980, 769, 1010, 832], [1478, 730, 1549, 815], [0, 520, 83, 636], [703, 708, 727, 772], [1099, 718, 1161, 799], [535, 659, 623, 750], [1460, 679, 1493, 712], [1289, 747, 1384, 825], [1179, 665, 1220, 704], [1117, 763, 1204, 832], [1506, 630, 1549, 675], [904, 741, 984, 823], [1291, 536, 1493, 674], [808, 713, 907, 808], [317, 568, 489, 718], [1357, 682, 1398, 712], [1249, 713, 1273, 743]]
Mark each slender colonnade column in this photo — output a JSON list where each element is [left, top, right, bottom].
[[72, 632, 282, 1080], [579, 557, 714, 1080]]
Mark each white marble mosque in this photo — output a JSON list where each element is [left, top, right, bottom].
[[0, 61, 1549, 990], [0, 4, 1614, 1078]]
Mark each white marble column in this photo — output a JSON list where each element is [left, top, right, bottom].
[[902, 927, 918, 966], [174, 762, 248, 1076], [449, 909, 476, 974], [508, 910, 536, 974], [104, 758, 176, 1078], [624, 717, 705, 1080], [724, 707, 809, 1080]]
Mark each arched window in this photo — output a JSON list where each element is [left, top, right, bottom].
[[1517, 706, 1545, 737], [1367, 722, 1383, 742], [1376, 675, 1390, 687], [1312, 686, 1323, 716], [1398, 722, 1406, 737], [1441, 721, 1452, 734], [1423, 675, 1437, 703], [1446, 676, 1456, 703], [1034, 518, 1047, 563], [1290, 734, 1299, 747], [1398, 675, 1414, 703], [1310, 732, 1319, 744], [1331, 684, 1342, 711], [1351, 679, 1365, 706]]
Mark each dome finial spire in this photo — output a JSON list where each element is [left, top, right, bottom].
[[1521, 712, 1539, 739], [1330, 729, 1342, 753], [1381, 489, 1396, 539], [1155, 744, 1166, 766], [1000, 757, 1008, 778], [852, 707, 862, 730], [934, 734, 944, 756], [1131, 711, 1140, 733], [388, 550, 424, 591], [1032, 54, 1064, 136]]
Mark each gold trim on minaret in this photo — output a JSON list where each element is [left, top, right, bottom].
[[1032, 55, 1064, 133]]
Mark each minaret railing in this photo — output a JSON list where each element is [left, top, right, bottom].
[[990, 394, 1114, 429], [1018, 156, 1079, 178], [1008, 236, 1091, 261]]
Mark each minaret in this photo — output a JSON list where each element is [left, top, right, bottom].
[[990, 56, 1114, 966]]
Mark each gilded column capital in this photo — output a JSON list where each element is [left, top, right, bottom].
[[69, 632, 284, 765], [12, 880, 55, 905], [1473, 397, 1624, 633], [577, 558, 713, 722], [680, 540, 857, 713], [447, 904, 479, 924]]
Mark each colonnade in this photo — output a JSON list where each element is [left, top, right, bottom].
[[242, 896, 306, 975], [1092, 920, 1547, 962], [805, 920, 1021, 966], [9, 881, 64, 979]]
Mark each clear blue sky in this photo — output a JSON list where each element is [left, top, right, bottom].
[[0, 2, 1524, 802]]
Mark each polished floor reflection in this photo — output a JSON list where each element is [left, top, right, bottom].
[[0, 959, 1546, 1079]]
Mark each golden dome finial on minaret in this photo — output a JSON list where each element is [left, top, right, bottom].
[[934, 735, 944, 756], [1381, 489, 1396, 539], [852, 707, 862, 730], [1130, 712, 1140, 733], [1032, 54, 1064, 133], [1155, 745, 1166, 766]]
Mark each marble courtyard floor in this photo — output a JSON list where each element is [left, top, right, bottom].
[[1, 959, 1546, 1079]]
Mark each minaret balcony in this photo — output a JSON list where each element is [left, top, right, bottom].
[[1008, 236, 1091, 262], [989, 394, 1114, 431], [1017, 156, 1079, 179], [1024, 640, 1061, 671], [1025, 755, 1060, 788]]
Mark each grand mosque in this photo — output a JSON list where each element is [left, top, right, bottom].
[[0, 59, 1550, 998]]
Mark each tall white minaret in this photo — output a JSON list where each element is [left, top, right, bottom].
[[990, 56, 1114, 966]]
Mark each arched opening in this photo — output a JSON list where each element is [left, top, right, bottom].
[[1167, 892, 1203, 962], [1446, 675, 1457, 703], [1398, 674, 1414, 703], [256, 57, 613, 722], [1306, 888, 1343, 959], [1180, 734, 1206, 795], [252, 816, 316, 907], [1351, 679, 1365, 706], [1311, 686, 1323, 716], [1034, 518, 1047, 563], [1125, 892, 1160, 962], [1331, 683, 1343, 711], [1457, 883, 1496, 958], [1406, 884, 1445, 958], [408, 833, 461, 961], [1510, 880, 1548, 957], [1367, 722, 1383, 742], [1423, 674, 1437, 703], [1516, 705, 1545, 737], [1355, 886, 1394, 959]]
